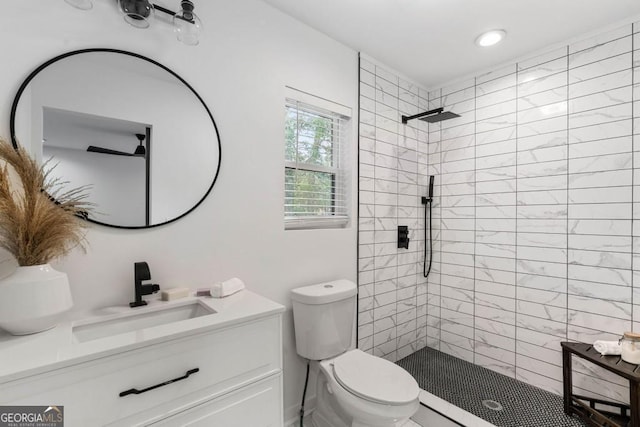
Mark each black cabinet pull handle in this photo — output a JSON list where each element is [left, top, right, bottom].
[[119, 368, 200, 397]]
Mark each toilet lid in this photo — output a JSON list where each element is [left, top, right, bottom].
[[332, 350, 419, 405]]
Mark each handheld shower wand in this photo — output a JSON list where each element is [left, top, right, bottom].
[[428, 175, 434, 199], [422, 176, 435, 278], [422, 175, 434, 204]]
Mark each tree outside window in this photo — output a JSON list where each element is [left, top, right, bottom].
[[284, 100, 348, 229]]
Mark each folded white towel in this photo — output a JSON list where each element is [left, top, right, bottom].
[[210, 277, 245, 298], [593, 340, 622, 356]]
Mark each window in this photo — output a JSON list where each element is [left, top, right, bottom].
[[284, 88, 351, 230]]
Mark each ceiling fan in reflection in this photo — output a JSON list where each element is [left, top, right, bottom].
[[87, 133, 146, 157]]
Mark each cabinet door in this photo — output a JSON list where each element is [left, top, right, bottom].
[[148, 375, 282, 427]]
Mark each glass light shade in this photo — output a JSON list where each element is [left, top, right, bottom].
[[475, 30, 506, 47], [64, 0, 93, 10], [119, 0, 153, 29], [173, 1, 202, 46]]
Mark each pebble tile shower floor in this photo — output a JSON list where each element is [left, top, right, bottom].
[[397, 347, 587, 427]]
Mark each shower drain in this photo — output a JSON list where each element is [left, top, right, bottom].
[[482, 399, 504, 411]]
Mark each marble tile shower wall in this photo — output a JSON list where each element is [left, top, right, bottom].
[[358, 22, 640, 404], [358, 57, 432, 362]]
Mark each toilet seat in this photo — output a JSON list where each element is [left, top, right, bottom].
[[331, 349, 419, 405]]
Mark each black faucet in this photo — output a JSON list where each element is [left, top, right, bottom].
[[130, 262, 160, 307]]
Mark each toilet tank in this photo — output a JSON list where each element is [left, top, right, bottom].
[[291, 279, 357, 360]]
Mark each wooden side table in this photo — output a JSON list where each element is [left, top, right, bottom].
[[562, 341, 639, 427]]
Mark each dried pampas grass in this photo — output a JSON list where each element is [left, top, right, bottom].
[[0, 138, 92, 266]]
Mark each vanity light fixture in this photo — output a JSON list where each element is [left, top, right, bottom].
[[475, 29, 507, 47], [119, 0, 202, 45], [63, 0, 203, 45], [171, 0, 203, 45]]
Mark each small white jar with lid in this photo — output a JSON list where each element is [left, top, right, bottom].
[[620, 332, 640, 364]]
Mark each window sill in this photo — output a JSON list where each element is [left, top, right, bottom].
[[285, 216, 349, 230]]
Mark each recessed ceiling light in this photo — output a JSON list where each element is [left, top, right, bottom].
[[476, 30, 506, 47]]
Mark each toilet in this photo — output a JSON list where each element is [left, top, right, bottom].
[[291, 279, 420, 427]]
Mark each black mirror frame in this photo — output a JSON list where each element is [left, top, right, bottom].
[[9, 48, 222, 230]]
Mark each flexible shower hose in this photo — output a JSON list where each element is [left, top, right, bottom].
[[423, 199, 433, 278]]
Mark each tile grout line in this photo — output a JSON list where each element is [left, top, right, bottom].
[[409, 84, 417, 356], [439, 88, 444, 352], [357, 57, 361, 350], [431, 91, 436, 351], [425, 90, 430, 350], [566, 44, 570, 344], [632, 24, 635, 332], [515, 62, 520, 376], [374, 65, 379, 356], [473, 76, 477, 366], [393, 71, 398, 360], [394, 74, 400, 360], [422, 88, 428, 352], [418, 90, 423, 350]]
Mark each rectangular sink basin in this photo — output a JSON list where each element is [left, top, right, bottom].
[[72, 300, 216, 343]]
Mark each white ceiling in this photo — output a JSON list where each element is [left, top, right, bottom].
[[44, 107, 147, 152], [261, 0, 640, 88]]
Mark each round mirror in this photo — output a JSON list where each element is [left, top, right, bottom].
[[10, 49, 221, 229]]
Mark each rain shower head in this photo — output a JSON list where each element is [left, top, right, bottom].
[[401, 107, 460, 124], [419, 110, 460, 123]]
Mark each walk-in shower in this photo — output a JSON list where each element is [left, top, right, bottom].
[[401, 107, 460, 278]]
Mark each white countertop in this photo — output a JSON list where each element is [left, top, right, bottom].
[[0, 290, 285, 384]]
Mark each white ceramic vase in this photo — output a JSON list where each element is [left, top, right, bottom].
[[0, 264, 73, 335]]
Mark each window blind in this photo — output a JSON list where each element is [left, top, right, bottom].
[[284, 95, 350, 230]]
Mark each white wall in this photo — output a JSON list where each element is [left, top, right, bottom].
[[0, 0, 358, 421], [44, 146, 146, 226]]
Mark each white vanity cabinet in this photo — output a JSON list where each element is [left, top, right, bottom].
[[0, 310, 283, 427]]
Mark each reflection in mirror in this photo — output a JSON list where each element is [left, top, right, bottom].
[[43, 108, 149, 226], [11, 49, 221, 229]]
